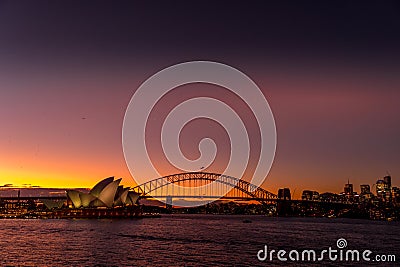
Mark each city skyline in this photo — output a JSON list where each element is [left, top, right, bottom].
[[1, 172, 398, 222], [0, 172, 398, 201]]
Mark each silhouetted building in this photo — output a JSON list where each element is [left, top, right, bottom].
[[301, 190, 319, 201], [360, 184, 370, 194], [319, 192, 339, 202], [360, 184, 373, 202], [384, 175, 392, 189], [391, 187, 400, 205], [344, 179, 353, 195], [278, 188, 291, 201], [277, 188, 292, 216], [302, 190, 311, 200]]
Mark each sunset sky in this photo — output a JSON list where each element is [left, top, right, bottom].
[[0, 1, 399, 198]]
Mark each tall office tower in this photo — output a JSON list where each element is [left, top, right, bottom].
[[384, 175, 392, 189], [344, 179, 353, 195], [278, 188, 291, 201], [376, 179, 386, 198]]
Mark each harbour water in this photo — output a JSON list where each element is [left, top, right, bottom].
[[0, 215, 399, 266]]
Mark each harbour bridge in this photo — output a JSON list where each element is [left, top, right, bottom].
[[131, 172, 277, 204]]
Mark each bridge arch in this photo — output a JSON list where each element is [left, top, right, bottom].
[[131, 172, 276, 202]]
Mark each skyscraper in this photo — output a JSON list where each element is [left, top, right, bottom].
[[384, 175, 392, 189], [360, 184, 373, 202], [278, 188, 291, 201], [376, 176, 392, 202], [344, 179, 353, 195], [376, 179, 387, 198]]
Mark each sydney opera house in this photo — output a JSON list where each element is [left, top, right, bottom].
[[45, 177, 143, 219], [66, 177, 140, 208]]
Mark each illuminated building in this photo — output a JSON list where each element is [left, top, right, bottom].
[[392, 187, 400, 205], [319, 192, 339, 202], [376, 176, 392, 202], [40, 177, 141, 211], [360, 184, 373, 202], [376, 179, 386, 197], [301, 190, 319, 201], [66, 177, 140, 208], [302, 190, 312, 200]]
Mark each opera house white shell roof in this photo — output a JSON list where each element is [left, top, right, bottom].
[[66, 177, 140, 208]]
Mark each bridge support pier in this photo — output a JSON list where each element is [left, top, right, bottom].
[[166, 196, 173, 211], [276, 200, 293, 216]]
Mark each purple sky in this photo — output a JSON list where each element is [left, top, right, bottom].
[[0, 1, 399, 198]]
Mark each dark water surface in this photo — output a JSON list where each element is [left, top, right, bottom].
[[0, 215, 399, 266]]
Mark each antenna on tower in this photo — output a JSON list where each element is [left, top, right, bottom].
[[386, 170, 391, 176]]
